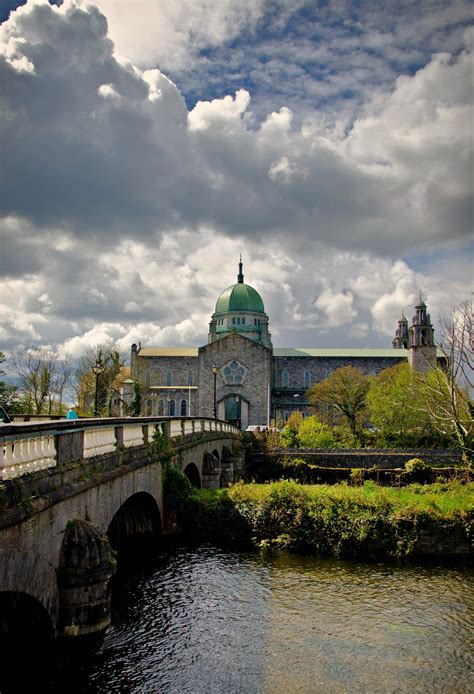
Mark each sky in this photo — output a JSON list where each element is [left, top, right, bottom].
[[0, 0, 472, 365]]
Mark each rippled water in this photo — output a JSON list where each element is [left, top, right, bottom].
[[4, 547, 474, 693]]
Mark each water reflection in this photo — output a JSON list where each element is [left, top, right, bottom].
[[1, 547, 473, 693]]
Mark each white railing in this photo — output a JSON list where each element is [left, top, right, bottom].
[[0, 433, 56, 480], [0, 418, 240, 480], [122, 425, 144, 448], [184, 420, 194, 435], [169, 420, 182, 438], [84, 427, 116, 459]]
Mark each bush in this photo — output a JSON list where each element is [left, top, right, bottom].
[[405, 458, 428, 473], [403, 457, 431, 484], [298, 416, 337, 448], [163, 463, 194, 515]]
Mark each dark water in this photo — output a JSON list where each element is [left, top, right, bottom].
[[4, 547, 474, 693]]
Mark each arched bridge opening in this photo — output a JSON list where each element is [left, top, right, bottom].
[[0, 590, 54, 649], [0, 591, 55, 688], [107, 492, 162, 557], [183, 462, 201, 488]]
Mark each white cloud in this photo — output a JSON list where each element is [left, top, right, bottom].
[[188, 89, 251, 132], [314, 289, 357, 327], [0, 0, 471, 357], [91, 0, 264, 70]]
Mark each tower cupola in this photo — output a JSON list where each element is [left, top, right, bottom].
[[208, 259, 272, 347]]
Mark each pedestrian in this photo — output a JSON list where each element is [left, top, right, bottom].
[[66, 405, 79, 420]]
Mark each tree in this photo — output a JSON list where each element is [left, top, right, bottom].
[[12, 348, 72, 415], [297, 415, 337, 448], [411, 299, 473, 459], [0, 352, 21, 412], [307, 366, 370, 445], [367, 363, 430, 446], [281, 410, 304, 447], [76, 346, 127, 416], [127, 380, 142, 417]]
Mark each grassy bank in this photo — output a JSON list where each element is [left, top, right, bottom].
[[176, 478, 473, 560]]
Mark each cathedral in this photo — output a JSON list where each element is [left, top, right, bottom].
[[129, 260, 436, 428]]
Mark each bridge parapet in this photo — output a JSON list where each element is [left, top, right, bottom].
[[0, 417, 240, 481]]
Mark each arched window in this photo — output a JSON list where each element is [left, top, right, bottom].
[[187, 371, 193, 386], [181, 399, 187, 416], [282, 370, 289, 387], [166, 370, 172, 386], [168, 399, 175, 416], [146, 399, 152, 415], [158, 399, 164, 415], [304, 370, 311, 389]]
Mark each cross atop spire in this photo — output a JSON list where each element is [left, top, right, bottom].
[[237, 255, 244, 284]]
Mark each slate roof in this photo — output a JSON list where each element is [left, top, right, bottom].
[[273, 348, 408, 358]]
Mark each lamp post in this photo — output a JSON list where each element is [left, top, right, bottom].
[[212, 364, 218, 419], [91, 359, 104, 417]]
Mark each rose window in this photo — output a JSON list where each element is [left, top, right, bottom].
[[222, 360, 247, 385]]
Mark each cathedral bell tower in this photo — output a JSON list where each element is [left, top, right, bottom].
[[408, 296, 436, 372], [392, 310, 409, 349]]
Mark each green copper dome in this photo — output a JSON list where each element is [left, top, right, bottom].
[[215, 282, 265, 314], [214, 258, 265, 314]]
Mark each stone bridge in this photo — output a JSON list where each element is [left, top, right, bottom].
[[0, 416, 242, 642]]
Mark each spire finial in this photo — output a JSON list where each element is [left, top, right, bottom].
[[237, 255, 244, 283]]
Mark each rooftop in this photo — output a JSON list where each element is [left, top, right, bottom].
[[137, 347, 413, 358]]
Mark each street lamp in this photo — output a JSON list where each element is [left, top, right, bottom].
[[91, 359, 104, 417], [212, 364, 218, 419]]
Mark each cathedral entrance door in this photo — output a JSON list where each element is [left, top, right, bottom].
[[224, 396, 241, 429]]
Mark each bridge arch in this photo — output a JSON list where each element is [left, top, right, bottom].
[[183, 462, 201, 488], [0, 591, 54, 643], [0, 548, 57, 621], [107, 492, 162, 552]]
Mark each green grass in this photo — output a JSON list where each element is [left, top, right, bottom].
[[188, 480, 473, 559], [224, 480, 473, 518]]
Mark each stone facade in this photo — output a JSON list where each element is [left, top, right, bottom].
[[272, 354, 408, 420], [198, 332, 272, 429]]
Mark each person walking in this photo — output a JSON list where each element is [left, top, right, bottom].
[[66, 406, 79, 419]]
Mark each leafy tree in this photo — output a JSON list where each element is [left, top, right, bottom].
[[307, 366, 370, 445], [367, 363, 429, 446], [280, 410, 303, 447], [297, 416, 336, 448], [76, 346, 127, 416], [124, 380, 142, 416]]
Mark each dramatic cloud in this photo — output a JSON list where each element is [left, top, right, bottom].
[[0, 0, 471, 360]]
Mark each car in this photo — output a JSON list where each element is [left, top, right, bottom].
[[0, 406, 12, 424]]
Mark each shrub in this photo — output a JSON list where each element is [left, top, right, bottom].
[[298, 416, 337, 448], [405, 458, 428, 473]]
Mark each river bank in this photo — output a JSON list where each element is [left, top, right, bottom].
[[169, 473, 473, 560]]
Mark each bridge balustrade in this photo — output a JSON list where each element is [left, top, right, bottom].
[[0, 417, 240, 481], [1, 432, 56, 480], [122, 425, 145, 448], [84, 427, 117, 458]]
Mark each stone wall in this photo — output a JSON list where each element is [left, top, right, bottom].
[[198, 333, 272, 427], [135, 355, 199, 415], [272, 355, 407, 418], [257, 448, 463, 469]]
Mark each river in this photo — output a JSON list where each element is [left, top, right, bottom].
[[3, 546, 474, 693]]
